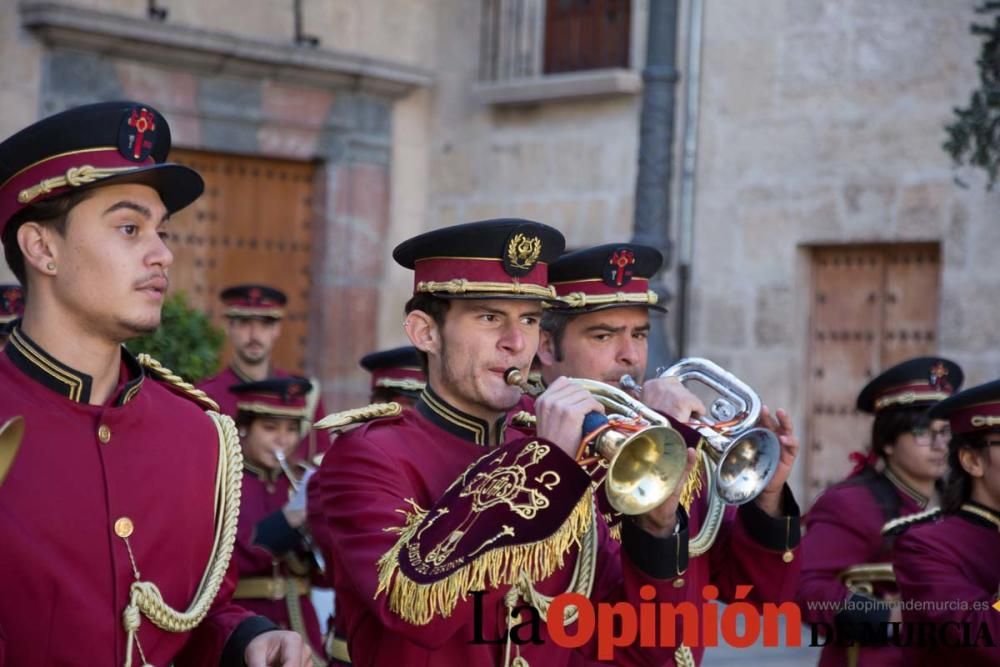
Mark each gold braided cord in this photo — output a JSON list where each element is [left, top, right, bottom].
[[122, 411, 243, 667], [416, 279, 556, 299], [314, 402, 402, 431], [137, 354, 220, 413], [18, 165, 138, 204], [284, 582, 325, 667], [375, 378, 427, 392], [874, 391, 949, 411], [375, 491, 593, 626], [557, 290, 658, 309]]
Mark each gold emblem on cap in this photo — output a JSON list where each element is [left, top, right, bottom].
[[506, 233, 542, 271], [114, 517, 134, 538]]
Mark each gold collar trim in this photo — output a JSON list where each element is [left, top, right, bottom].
[[243, 460, 280, 482], [416, 385, 506, 447], [959, 502, 1000, 531], [884, 467, 930, 509], [5, 327, 144, 405]]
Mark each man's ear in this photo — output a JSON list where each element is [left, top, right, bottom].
[[17, 222, 59, 276], [536, 327, 557, 366], [958, 447, 986, 479], [405, 310, 440, 357]]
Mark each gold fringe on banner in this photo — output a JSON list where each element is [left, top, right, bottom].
[[375, 491, 594, 625], [678, 438, 706, 513]]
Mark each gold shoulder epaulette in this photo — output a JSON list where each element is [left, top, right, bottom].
[[314, 402, 402, 432], [882, 508, 941, 537], [138, 354, 220, 412], [510, 410, 537, 428]]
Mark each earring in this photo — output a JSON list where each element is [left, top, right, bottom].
[[46, 262, 56, 271], [238, 429, 247, 438]]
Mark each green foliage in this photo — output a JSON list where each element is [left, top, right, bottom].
[[945, 2, 1000, 188], [126, 292, 224, 383]]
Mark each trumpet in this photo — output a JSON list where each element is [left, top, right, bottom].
[[505, 368, 689, 516], [274, 449, 316, 494], [0, 416, 25, 488], [621, 357, 781, 554]]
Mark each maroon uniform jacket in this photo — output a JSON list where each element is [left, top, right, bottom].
[[0, 328, 275, 666], [797, 467, 930, 667], [893, 503, 1000, 667], [199, 366, 328, 461], [311, 387, 801, 666], [234, 464, 324, 654]]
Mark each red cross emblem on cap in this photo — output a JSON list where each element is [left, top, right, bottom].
[[126, 108, 157, 160], [607, 249, 636, 287], [930, 362, 951, 392]]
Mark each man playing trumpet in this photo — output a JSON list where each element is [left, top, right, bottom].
[[231, 376, 325, 659], [534, 243, 803, 666]]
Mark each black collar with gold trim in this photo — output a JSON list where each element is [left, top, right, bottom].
[[4, 327, 144, 406], [416, 385, 508, 447], [884, 466, 930, 509], [959, 501, 1000, 531], [243, 460, 280, 483]]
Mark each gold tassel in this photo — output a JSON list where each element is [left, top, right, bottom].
[[679, 439, 706, 513], [608, 521, 622, 542], [376, 492, 593, 625]]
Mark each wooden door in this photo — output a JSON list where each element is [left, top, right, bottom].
[[544, 0, 631, 74], [163, 149, 317, 374], [804, 244, 941, 506]]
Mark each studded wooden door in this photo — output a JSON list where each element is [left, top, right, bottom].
[[804, 244, 941, 506], [162, 149, 316, 374]]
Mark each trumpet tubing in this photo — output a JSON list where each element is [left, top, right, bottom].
[[504, 369, 689, 515]]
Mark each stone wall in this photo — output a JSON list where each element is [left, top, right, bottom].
[[688, 0, 999, 495]]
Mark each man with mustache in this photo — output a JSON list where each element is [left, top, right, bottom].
[[199, 284, 327, 462], [534, 242, 803, 666], [310, 220, 795, 665], [0, 101, 309, 665]]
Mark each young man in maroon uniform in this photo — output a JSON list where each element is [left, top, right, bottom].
[[536, 242, 803, 666], [0, 101, 308, 666], [199, 284, 327, 462], [889, 378, 1000, 667], [797, 357, 962, 666], [310, 221, 800, 665], [230, 377, 325, 659]]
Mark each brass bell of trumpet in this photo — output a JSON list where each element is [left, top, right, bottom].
[[505, 368, 689, 515], [622, 358, 780, 506]]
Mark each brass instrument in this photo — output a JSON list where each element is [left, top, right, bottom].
[[621, 357, 781, 555], [0, 416, 25, 487], [505, 368, 689, 516], [839, 563, 895, 597], [274, 449, 316, 494]]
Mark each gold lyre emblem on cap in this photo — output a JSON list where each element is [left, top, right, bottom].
[[506, 233, 542, 271]]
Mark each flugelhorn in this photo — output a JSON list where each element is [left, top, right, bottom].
[[622, 357, 781, 554], [505, 368, 689, 515]]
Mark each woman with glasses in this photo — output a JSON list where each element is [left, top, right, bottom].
[[889, 378, 1000, 666], [796, 357, 963, 667]]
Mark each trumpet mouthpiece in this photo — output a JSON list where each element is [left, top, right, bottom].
[[504, 367, 526, 387]]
